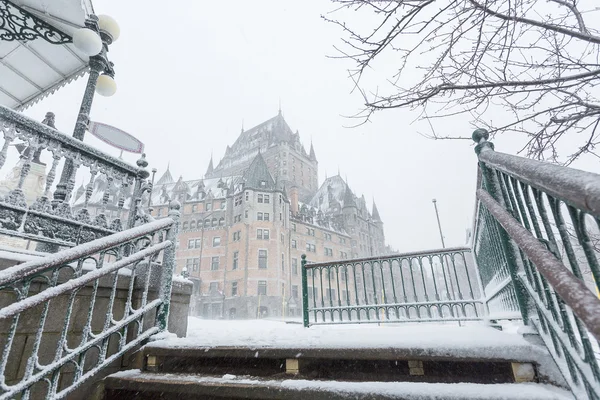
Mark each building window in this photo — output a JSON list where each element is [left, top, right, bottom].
[[279, 195, 283, 204], [292, 258, 298, 275], [231, 281, 238, 296], [281, 253, 285, 272], [233, 251, 239, 270], [233, 231, 241, 241], [219, 217, 225, 226], [190, 220, 196, 229], [258, 194, 264, 203], [280, 233, 284, 244], [204, 218, 210, 227], [234, 214, 241, 223], [221, 200, 226, 209], [279, 212, 282, 221], [213, 237, 221, 247], [340, 251, 348, 259], [292, 239, 297, 249], [183, 222, 189, 230], [245, 191, 249, 201], [188, 238, 201, 249], [258, 250, 268, 269], [206, 202, 212, 211], [257, 229, 269, 240], [192, 204, 198, 212], [258, 280, 267, 295], [257, 212, 263, 221], [292, 223, 296, 231], [306, 228, 315, 236], [264, 194, 270, 203], [260, 180, 267, 188], [157, 208, 163, 217], [306, 243, 316, 253], [209, 282, 219, 292], [245, 209, 249, 218], [324, 233, 332, 241], [235, 196, 242, 206], [339, 237, 346, 244], [212, 218, 217, 227], [263, 213, 270, 221], [211, 256, 220, 270], [325, 247, 333, 256], [292, 285, 299, 299]]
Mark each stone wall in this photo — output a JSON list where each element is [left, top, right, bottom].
[[0, 251, 191, 400]]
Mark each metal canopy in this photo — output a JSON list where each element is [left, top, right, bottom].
[[0, 0, 95, 110]]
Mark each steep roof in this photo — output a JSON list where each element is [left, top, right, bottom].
[[309, 141, 317, 161], [206, 156, 214, 177], [243, 152, 276, 190], [343, 183, 357, 208], [156, 165, 174, 185]]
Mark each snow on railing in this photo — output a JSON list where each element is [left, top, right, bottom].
[[473, 128, 600, 400], [301, 247, 483, 327], [0, 105, 154, 250], [0, 201, 180, 400]]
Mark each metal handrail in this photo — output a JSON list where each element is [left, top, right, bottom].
[[478, 189, 600, 341], [0, 217, 173, 286], [477, 142, 600, 216], [304, 246, 471, 269], [0, 104, 141, 176]]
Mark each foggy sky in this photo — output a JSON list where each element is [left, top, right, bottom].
[[22, 0, 599, 253]]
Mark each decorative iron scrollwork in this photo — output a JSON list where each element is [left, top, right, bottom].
[[0, 1, 72, 44]]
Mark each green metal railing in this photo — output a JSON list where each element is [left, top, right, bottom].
[[301, 248, 482, 327], [0, 201, 180, 400], [473, 128, 600, 400]]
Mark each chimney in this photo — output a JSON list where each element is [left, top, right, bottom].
[[290, 186, 299, 214]]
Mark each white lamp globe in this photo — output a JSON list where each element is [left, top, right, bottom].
[[72, 28, 102, 56], [96, 74, 117, 97], [98, 15, 120, 42]]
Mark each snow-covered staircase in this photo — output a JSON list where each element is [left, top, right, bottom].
[[99, 321, 573, 399]]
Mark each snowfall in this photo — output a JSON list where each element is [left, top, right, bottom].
[[131, 317, 577, 399]]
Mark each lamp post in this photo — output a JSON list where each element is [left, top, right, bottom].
[[432, 199, 445, 248], [53, 14, 120, 206], [181, 266, 189, 279]]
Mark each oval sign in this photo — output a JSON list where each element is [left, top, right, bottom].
[[87, 121, 145, 153]]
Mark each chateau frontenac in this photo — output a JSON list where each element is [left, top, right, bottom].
[[74, 111, 390, 319]]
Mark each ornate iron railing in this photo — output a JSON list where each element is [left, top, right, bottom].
[[0, 201, 179, 400], [301, 248, 483, 327], [0, 104, 151, 249], [473, 128, 600, 399]]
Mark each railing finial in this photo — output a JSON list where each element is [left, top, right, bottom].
[[472, 128, 494, 155]]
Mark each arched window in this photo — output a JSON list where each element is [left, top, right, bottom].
[[219, 217, 225, 226], [190, 220, 196, 229], [212, 218, 217, 227], [182, 222, 189, 230], [204, 219, 210, 228]]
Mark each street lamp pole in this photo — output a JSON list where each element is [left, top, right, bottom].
[[432, 199, 445, 248], [53, 14, 118, 206]]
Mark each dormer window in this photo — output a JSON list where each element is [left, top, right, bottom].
[[260, 180, 267, 188]]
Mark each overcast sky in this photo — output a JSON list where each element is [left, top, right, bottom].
[[22, 0, 599, 253]]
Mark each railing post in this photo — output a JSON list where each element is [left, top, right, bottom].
[[156, 200, 181, 331], [301, 254, 310, 328], [473, 128, 530, 324]]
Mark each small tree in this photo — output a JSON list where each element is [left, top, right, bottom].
[[325, 0, 600, 164]]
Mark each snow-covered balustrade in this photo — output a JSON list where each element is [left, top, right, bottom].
[[0, 201, 181, 399], [0, 104, 152, 249], [301, 247, 482, 326], [472, 128, 600, 399]]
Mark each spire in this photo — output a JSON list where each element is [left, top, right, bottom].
[[309, 140, 316, 161], [206, 154, 214, 177], [278, 98, 282, 115], [342, 183, 356, 208], [372, 199, 381, 221]]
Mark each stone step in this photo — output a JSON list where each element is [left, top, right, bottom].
[[139, 345, 557, 385], [102, 370, 573, 400]]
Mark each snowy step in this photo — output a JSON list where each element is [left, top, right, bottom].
[[103, 370, 573, 400], [141, 345, 533, 384]]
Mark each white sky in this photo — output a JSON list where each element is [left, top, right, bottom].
[[21, 0, 599, 253]]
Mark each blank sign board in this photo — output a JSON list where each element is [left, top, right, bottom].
[[88, 121, 144, 154]]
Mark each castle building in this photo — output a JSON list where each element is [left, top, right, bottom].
[[75, 112, 388, 319]]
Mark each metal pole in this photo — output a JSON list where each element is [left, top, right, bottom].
[[432, 199, 446, 248]]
